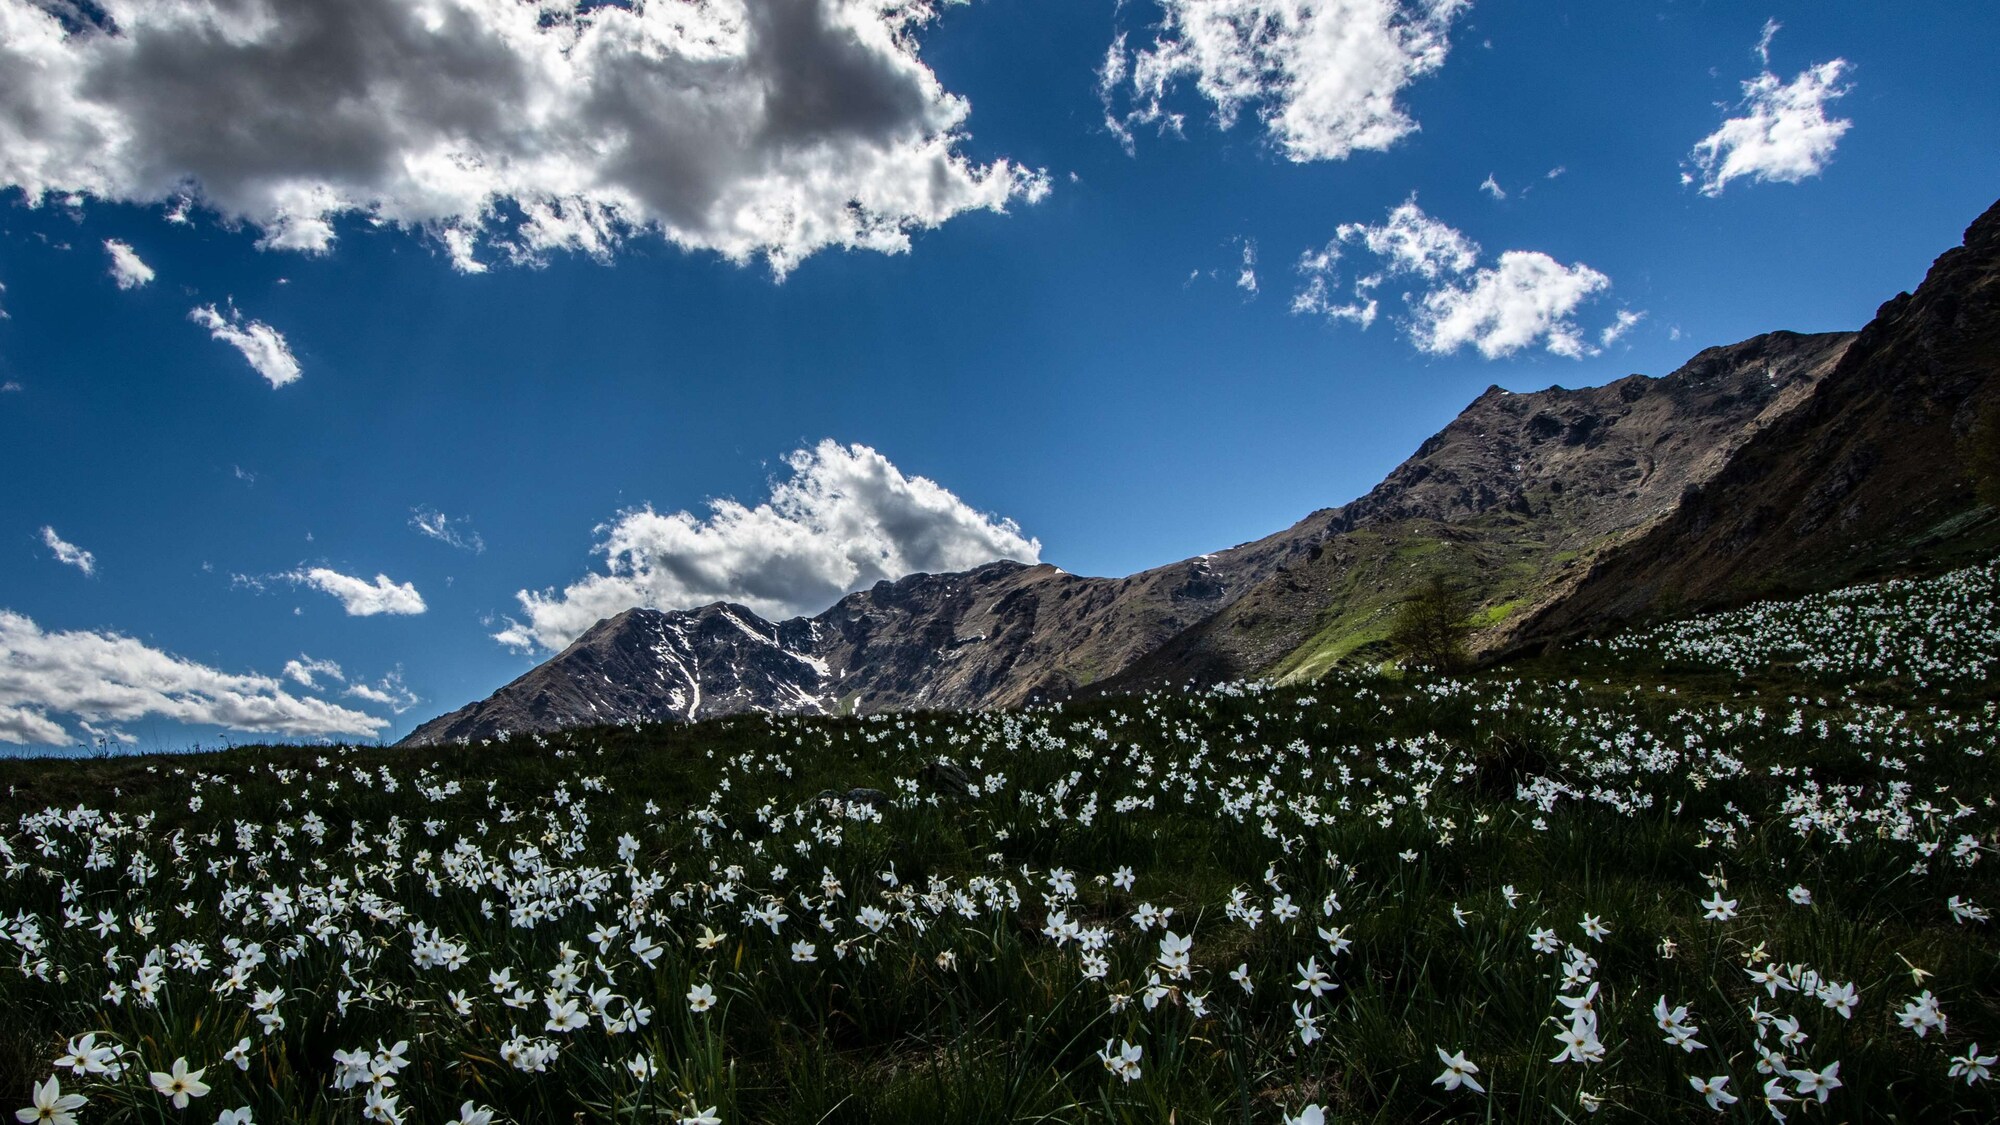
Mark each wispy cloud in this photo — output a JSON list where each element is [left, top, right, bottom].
[[189, 304, 301, 388], [39, 526, 96, 576], [410, 508, 485, 554], [344, 667, 420, 714], [282, 655, 345, 690], [286, 568, 427, 617]]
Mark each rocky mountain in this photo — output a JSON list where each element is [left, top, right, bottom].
[[1506, 197, 2000, 649], [1090, 329, 1854, 691], [401, 198, 1999, 747]]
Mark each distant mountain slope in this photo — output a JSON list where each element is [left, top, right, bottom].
[[402, 198, 1998, 747], [1092, 329, 1853, 691], [404, 331, 1848, 745], [1507, 198, 2000, 649]]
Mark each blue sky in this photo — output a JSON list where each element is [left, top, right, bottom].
[[1, 0, 1996, 752]]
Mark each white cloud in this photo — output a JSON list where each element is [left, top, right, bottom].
[[497, 439, 1041, 652], [1291, 198, 1614, 359], [188, 304, 300, 388], [1414, 251, 1610, 359], [1, 381, 20, 393], [0, 0, 1047, 276], [1600, 308, 1645, 347], [344, 668, 420, 714], [1478, 173, 1505, 200], [282, 655, 345, 689], [1236, 239, 1259, 295], [1103, 0, 1469, 162], [288, 568, 427, 617], [1687, 26, 1852, 197], [39, 525, 95, 576], [103, 239, 154, 289], [1290, 272, 1377, 328], [1755, 18, 1781, 67], [0, 610, 385, 745], [1333, 197, 1477, 278], [410, 507, 485, 553]]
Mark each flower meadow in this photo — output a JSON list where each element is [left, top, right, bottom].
[[3, 566, 1998, 1123]]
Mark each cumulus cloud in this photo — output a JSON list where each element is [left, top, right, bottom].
[[102, 239, 154, 288], [282, 655, 345, 689], [1414, 251, 1610, 359], [1102, 0, 1468, 162], [1236, 239, 1259, 295], [410, 507, 485, 553], [1686, 25, 1852, 197], [0, 0, 1047, 276], [497, 440, 1041, 652], [1291, 197, 1614, 359], [287, 568, 427, 617], [39, 525, 95, 575], [188, 304, 300, 387], [1331, 198, 1477, 278], [0, 610, 385, 745]]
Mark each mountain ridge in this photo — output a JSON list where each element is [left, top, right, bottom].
[[401, 198, 1999, 747]]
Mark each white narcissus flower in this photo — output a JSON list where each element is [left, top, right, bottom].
[[1283, 1105, 1325, 1125], [1790, 1061, 1842, 1103], [149, 1058, 211, 1108], [1950, 1044, 1996, 1084], [1432, 1047, 1486, 1093], [688, 983, 717, 1012], [216, 1108, 253, 1125], [16, 1076, 87, 1125], [1689, 1075, 1737, 1110], [456, 1103, 496, 1125]]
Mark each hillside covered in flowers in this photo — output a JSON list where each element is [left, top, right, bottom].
[[3, 563, 1998, 1123]]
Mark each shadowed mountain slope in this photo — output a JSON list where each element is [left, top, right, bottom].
[[1507, 197, 2000, 649]]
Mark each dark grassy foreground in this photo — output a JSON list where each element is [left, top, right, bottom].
[[2, 564, 1998, 1123]]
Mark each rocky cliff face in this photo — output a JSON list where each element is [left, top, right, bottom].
[[402, 198, 1999, 747]]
